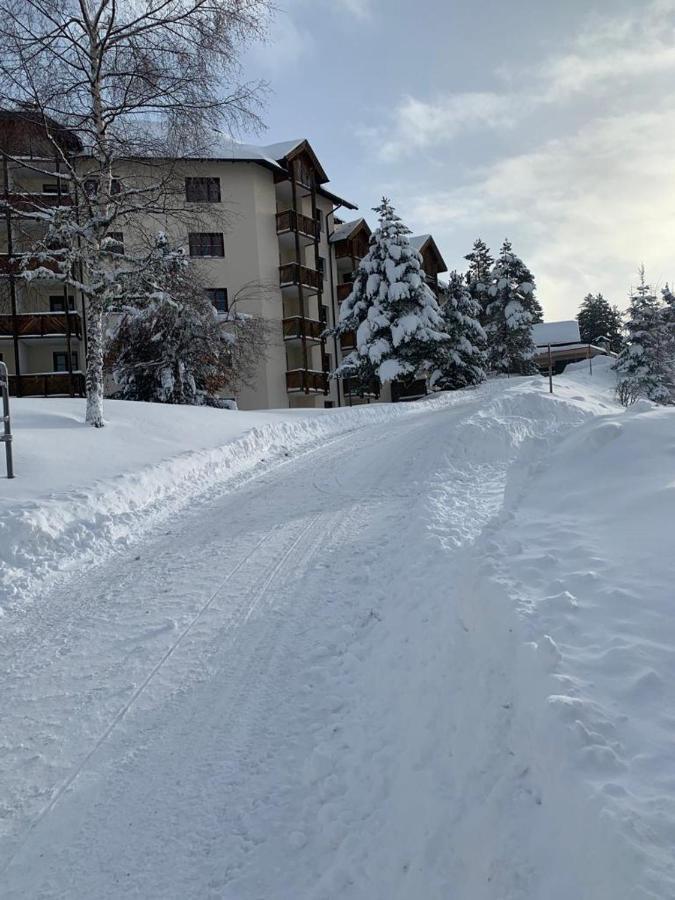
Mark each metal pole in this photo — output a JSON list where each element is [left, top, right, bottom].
[[548, 344, 553, 394], [0, 360, 14, 478], [588, 344, 593, 375]]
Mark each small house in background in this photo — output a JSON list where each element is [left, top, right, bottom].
[[532, 320, 611, 374]]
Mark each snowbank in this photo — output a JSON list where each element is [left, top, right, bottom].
[[0, 393, 460, 611]]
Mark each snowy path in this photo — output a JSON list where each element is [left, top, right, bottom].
[[0, 383, 639, 898]]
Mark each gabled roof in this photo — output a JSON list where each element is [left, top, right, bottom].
[[532, 321, 581, 348], [329, 217, 370, 243], [409, 234, 448, 273]]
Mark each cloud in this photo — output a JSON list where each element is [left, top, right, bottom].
[[334, 0, 374, 19], [405, 105, 675, 318], [370, 0, 675, 159]]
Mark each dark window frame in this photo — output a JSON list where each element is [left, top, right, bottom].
[[188, 232, 225, 258], [53, 350, 79, 372], [49, 295, 76, 312], [185, 177, 222, 203], [206, 288, 229, 313]]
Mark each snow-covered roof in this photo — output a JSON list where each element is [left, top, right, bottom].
[[408, 234, 448, 274], [329, 218, 367, 243], [532, 320, 581, 347]]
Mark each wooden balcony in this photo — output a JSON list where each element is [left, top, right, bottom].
[[276, 209, 320, 242], [286, 368, 328, 394], [282, 316, 324, 342], [9, 371, 85, 397], [279, 262, 321, 294], [2, 193, 73, 215], [0, 254, 62, 276], [0, 312, 82, 338], [340, 330, 356, 352], [337, 283, 353, 303]]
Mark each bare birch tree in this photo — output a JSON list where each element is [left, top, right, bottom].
[[0, 0, 271, 425]]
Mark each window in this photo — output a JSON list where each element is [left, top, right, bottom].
[[206, 288, 228, 313], [320, 304, 328, 324], [188, 232, 224, 257], [84, 178, 121, 196], [185, 177, 221, 203], [53, 351, 79, 372], [316, 209, 323, 230], [317, 256, 326, 277], [49, 295, 76, 312], [42, 183, 59, 194]]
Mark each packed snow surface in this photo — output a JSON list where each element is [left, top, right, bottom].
[[1, 358, 674, 898]]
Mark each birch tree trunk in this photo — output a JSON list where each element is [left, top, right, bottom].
[[85, 299, 105, 427]]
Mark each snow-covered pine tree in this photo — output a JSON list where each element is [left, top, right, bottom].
[[498, 239, 543, 324], [107, 235, 267, 405], [577, 293, 624, 352], [614, 268, 673, 406], [331, 198, 448, 390], [432, 271, 487, 390], [464, 238, 494, 325], [484, 243, 538, 375]]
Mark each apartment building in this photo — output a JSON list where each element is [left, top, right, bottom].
[[0, 109, 448, 410]]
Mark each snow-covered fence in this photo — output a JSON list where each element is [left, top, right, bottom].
[[0, 361, 14, 479]]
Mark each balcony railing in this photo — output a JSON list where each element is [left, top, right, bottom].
[[276, 209, 320, 242], [337, 283, 353, 303], [343, 376, 379, 399], [0, 254, 62, 276], [0, 312, 82, 338], [279, 262, 321, 293], [340, 330, 356, 351], [2, 193, 73, 215], [9, 371, 85, 397], [285, 369, 328, 394], [282, 316, 325, 342]]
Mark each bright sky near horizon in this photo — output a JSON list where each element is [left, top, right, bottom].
[[241, 0, 675, 321]]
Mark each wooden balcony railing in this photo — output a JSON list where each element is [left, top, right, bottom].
[[2, 193, 73, 215], [279, 262, 321, 293], [276, 209, 320, 241], [0, 312, 82, 338], [285, 369, 328, 394], [337, 283, 353, 303], [282, 316, 324, 342], [9, 371, 85, 397], [340, 330, 356, 351], [0, 254, 62, 276]]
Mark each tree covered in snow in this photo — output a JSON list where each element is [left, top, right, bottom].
[[577, 293, 624, 353], [614, 269, 673, 406], [330, 198, 448, 390], [498, 240, 543, 324], [464, 238, 494, 324], [432, 271, 487, 390], [484, 242, 537, 375], [107, 235, 268, 405], [0, 0, 271, 425]]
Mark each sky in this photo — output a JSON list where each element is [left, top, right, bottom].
[[240, 0, 675, 320]]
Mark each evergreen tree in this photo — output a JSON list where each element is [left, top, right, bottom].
[[614, 268, 673, 406], [332, 198, 448, 389], [464, 238, 494, 324], [498, 239, 543, 324], [577, 293, 624, 352], [432, 271, 487, 389], [484, 243, 537, 375], [107, 235, 267, 405]]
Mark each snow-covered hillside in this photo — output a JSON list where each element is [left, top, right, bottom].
[[1, 361, 674, 898]]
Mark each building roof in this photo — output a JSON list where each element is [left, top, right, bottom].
[[329, 217, 368, 242], [409, 234, 448, 273], [532, 320, 581, 348]]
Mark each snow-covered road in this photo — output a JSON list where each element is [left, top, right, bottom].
[[0, 379, 650, 898]]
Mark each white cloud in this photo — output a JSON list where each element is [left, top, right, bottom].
[[406, 106, 675, 318], [334, 0, 374, 19]]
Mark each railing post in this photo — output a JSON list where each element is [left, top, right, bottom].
[[0, 361, 15, 478]]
